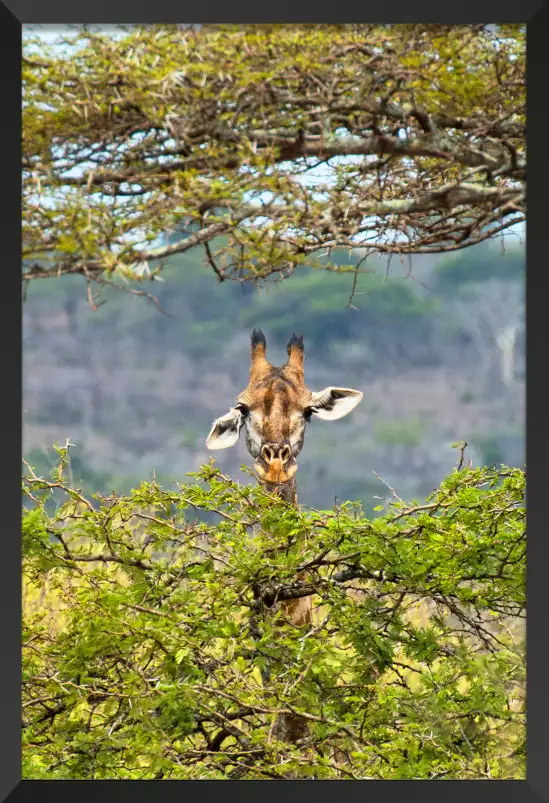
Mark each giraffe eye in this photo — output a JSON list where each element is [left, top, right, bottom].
[[235, 403, 250, 417]]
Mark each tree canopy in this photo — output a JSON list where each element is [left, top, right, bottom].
[[23, 445, 525, 780], [23, 24, 525, 290]]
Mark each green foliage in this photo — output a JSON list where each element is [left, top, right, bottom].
[[23, 447, 525, 779], [23, 24, 525, 287]]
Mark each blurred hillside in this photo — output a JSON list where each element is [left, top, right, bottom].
[[22, 240, 525, 513]]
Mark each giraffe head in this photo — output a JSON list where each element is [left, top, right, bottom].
[[206, 330, 363, 489]]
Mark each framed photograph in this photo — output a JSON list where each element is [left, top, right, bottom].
[[8, 5, 546, 802]]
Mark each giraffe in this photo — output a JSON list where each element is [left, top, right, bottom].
[[206, 329, 363, 504], [205, 329, 363, 755]]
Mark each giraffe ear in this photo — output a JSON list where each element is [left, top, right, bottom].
[[206, 407, 244, 449], [308, 387, 363, 421]]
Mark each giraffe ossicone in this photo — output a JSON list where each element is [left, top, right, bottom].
[[206, 330, 363, 496]]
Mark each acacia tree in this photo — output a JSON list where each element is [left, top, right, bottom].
[[23, 445, 524, 780], [23, 24, 525, 294]]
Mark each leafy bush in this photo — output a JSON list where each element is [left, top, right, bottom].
[[22, 446, 525, 780]]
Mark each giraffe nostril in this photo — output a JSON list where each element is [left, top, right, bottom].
[[280, 445, 291, 463], [261, 443, 292, 464]]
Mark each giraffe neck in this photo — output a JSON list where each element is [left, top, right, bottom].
[[259, 474, 310, 626], [263, 476, 297, 506], [258, 472, 312, 753]]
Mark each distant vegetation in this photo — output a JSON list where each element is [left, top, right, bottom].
[[23, 238, 525, 512]]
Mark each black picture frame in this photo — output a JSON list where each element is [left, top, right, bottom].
[[6, 5, 547, 802]]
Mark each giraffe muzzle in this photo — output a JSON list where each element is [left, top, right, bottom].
[[255, 443, 297, 485]]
